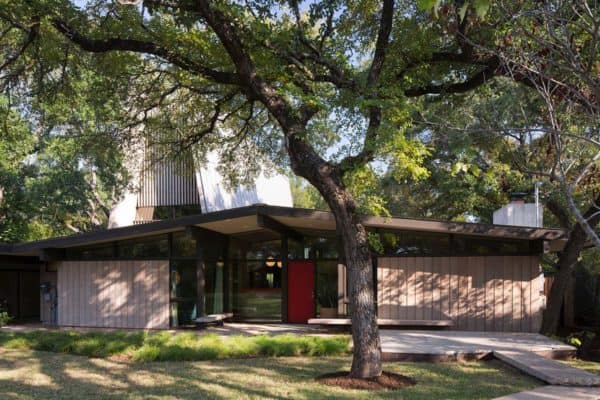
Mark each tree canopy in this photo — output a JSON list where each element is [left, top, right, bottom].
[[1, 0, 597, 375]]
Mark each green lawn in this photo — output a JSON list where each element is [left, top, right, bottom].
[[0, 330, 349, 361], [562, 359, 600, 375], [0, 348, 540, 400]]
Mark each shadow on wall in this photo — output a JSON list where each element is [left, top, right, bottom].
[[57, 260, 169, 330], [375, 256, 544, 333]]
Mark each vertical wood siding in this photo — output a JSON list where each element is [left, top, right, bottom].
[[376, 256, 544, 332], [57, 260, 169, 329], [138, 153, 201, 207]]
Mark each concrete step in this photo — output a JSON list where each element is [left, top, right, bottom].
[[493, 385, 600, 400], [494, 350, 600, 387]]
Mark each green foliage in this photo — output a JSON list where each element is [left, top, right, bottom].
[[0, 330, 144, 357], [316, 281, 338, 308], [0, 0, 595, 244], [0, 312, 11, 326], [567, 336, 582, 348], [565, 331, 596, 349], [417, 0, 491, 19], [0, 330, 350, 362], [289, 175, 328, 210]]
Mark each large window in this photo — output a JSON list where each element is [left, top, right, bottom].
[[230, 239, 282, 320], [379, 230, 535, 257], [169, 260, 197, 327], [381, 231, 450, 256], [65, 243, 115, 260], [117, 235, 169, 258]]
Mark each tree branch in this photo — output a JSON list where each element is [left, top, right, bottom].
[[0, 18, 39, 73], [366, 0, 394, 87], [545, 198, 572, 229], [404, 64, 497, 97], [51, 18, 241, 86], [337, 0, 395, 174]]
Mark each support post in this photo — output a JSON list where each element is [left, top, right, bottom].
[[281, 233, 289, 322], [196, 238, 206, 318]]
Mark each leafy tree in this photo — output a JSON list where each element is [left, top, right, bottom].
[[0, 29, 129, 241], [2, 0, 592, 376]]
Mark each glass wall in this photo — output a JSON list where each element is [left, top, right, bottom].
[[379, 230, 537, 257], [230, 239, 282, 320], [169, 259, 197, 327]]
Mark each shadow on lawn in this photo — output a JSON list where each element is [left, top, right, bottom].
[[0, 349, 541, 400]]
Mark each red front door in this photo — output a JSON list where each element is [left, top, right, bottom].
[[287, 260, 315, 323]]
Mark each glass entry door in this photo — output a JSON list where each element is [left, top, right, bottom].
[[231, 240, 282, 320], [170, 260, 197, 327]]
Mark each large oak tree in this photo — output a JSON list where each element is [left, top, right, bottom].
[[1, 0, 594, 377]]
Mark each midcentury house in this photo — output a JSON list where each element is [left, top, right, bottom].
[[0, 202, 565, 332], [0, 142, 565, 332]]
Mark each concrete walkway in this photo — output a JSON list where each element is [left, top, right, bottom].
[[379, 330, 576, 360], [495, 351, 600, 386], [493, 385, 600, 400]]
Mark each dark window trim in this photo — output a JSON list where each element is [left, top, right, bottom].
[[376, 229, 538, 257]]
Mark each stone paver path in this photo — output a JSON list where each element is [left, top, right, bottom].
[[493, 385, 600, 400], [379, 330, 575, 357], [494, 351, 600, 386]]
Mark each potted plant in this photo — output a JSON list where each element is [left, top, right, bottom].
[[317, 282, 338, 318], [0, 299, 11, 327]]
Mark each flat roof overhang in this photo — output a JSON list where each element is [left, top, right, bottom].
[[2, 204, 567, 257]]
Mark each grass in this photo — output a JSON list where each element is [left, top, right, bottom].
[[0, 330, 350, 361], [0, 348, 540, 400], [562, 358, 600, 375]]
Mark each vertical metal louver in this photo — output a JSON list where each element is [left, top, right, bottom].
[[137, 147, 201, 207]]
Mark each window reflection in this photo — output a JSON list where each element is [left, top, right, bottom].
[[170, 260, 197, 327], [230, 239, 282, 320]]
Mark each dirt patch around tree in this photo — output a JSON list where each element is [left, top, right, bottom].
[[316, 371, 416, 390]]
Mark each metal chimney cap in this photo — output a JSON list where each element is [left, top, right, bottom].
[[510, 192, 528, 203]]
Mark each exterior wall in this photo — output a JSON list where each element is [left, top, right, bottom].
[[376, 256, 544, 332], [55, 260, 169, 329], [40, 265, 57, 324]]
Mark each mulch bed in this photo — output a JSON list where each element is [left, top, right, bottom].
[[316, 371, 416, 390]]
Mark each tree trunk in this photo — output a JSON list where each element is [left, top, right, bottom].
[[331, 198, 382, 378], [541, 195, 600, 335], [286, 136, 382, 378], [541, 224, 588, 334]]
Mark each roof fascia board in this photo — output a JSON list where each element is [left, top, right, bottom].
[[12, 205, 260, 254], [4, 204, 566, 256]]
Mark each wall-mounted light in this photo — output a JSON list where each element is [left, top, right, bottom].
[[265, 256, 276, 268], [216, 258, 225, 268]]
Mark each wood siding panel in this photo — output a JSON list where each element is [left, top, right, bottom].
[[531, 258, 544, 332], [415, 257, 424, 320], [392, 258, 401, 320], [474, 257, 485, 331], [424, 257, 433, 321], [377, 255, 542, 332], [503, 257, 513, 332], [55, 260, 169, 329], [399, 258, 408, 320], [432, 258, 442, 320]]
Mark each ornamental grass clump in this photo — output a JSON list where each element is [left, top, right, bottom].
[[0, 330, 350, 362]]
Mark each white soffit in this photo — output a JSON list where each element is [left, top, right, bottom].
[[195, 151, 293, 213]]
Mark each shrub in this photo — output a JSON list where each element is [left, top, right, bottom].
[[0, 329, 350, 362], [0, 311, 11, 327]]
